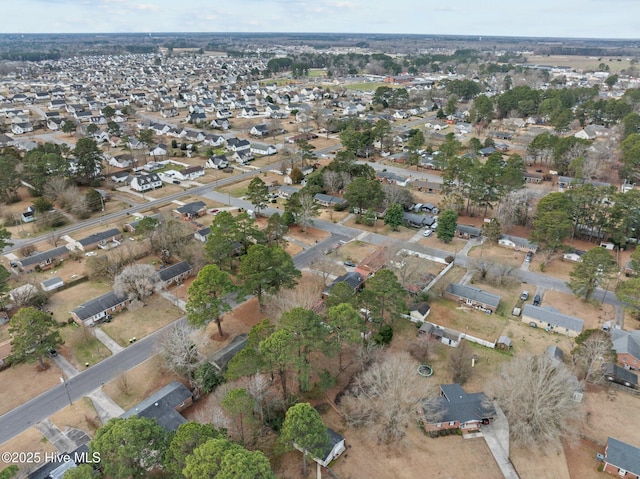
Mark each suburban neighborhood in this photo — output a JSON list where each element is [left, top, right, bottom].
[[1, 28, 640, 479]]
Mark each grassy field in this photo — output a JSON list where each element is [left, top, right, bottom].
[[308, 69, 326, 78], [523, 54, 633, 73], [101, 294, 182, 347], [343, 82, 387, 91], [59, 323, 112, 369]]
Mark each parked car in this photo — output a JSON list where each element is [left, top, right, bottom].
[[525, 252, 533, 262], [520, 291, 529, 301], [344, 260, 356, 267], [533, 294, 541, 306], [172, 180, 181, 185], [423, 229, 433, 237], [529, 322, 537, 328]]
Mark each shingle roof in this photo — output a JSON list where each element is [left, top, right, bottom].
[[18, 246, 69, 267], [446, 283, 501, 308], [77, 228, 121, 246], [71, 291, 128, 322], [175, 201, 206, 215], [158, 261, 192, 282], [606, 437, 640, 475], [208, 334, 248, 370], [612, 329, 640, 361], [522, 304, 584, 333], [603, 363, 638, 386], [425, 384, 495, 425], [121, 381, 191, 432]]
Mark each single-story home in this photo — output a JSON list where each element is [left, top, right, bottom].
[[314, 193, 347, 208], [497, 234, 538, 253], [403, 212, 435, 229], [322, 272, 364, 297], [420, 383, 496, 433], [295, 428, 345, 468], [611, 329, 640, 370], [70, 291, 130, 326], [16, 246, 70, 272], [41, 276, 64, 292], [176, 166, 205, 181], [418, 322, 461, 347], [410, 302, 431, 322], [250, 142, 277, 156], [120, 381, 193, 432], [444, 283, 501, 313], [456, 224, 481, 239], [111, 171, 131, 184], [521, 304, 584, 338], [194, 226, 210, 243], [158, 261, 193, 287], [603, 437, 640, 478], [563, 250, 586, 263], [75, 228, 122, 252], [376, 171, 411, 187], [277, 185, 301, 199], [173, 201, 207, 220]]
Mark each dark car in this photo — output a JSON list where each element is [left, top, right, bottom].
[[344, 260, 356, 267], [48, 349, 58, 357], [172, 180, 181, 185], [533, 294, 541, 306]]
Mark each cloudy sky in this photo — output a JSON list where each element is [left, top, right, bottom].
[[5, 0, 640, 38]]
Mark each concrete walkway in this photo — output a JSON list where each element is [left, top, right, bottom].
[[52, 355, 79, 379], [94, 327, 124, 354], [35, 419, 77, 453], [87, 389, 125, 424], [482, 404, 520, 479]]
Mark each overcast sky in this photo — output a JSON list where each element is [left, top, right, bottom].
[[5, 0, 640, 39]]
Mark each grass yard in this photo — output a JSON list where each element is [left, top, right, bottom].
[[0, 360, 64, 416], [420, 236, 467, 253], [343, 82, 392, 91], [47, 280, 113, 324], [329, 240, 374, 264], [58, 323, 112, 369], [49, 397, 100, 437], [428, 298, 508, 343], [101, 295, 183, 347], [0, 427, 56, 476], [468, 243, 528, 267], [102, 356, 183, 411], [542, 290, 615, 330]]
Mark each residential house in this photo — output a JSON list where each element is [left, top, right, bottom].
[[209, 118, 230, 130], [176, 165, 205, 181], [232, 150, 254, 165], [603, 437, 640, 478], [226, 137, 251, 152], [0, 133, 15, 148], [205, 155, 229, 169], [419, 383, 496, 433], [21, 206, 36, 223], [131, 173, 163, 192], [314, 193, 347, 208], [412, 180, 442, 193], [74, 228, 122, 252], [123, 213, 164, 233], [250, 142, 277, 156], [611, 329, 640, 370], [521, 304, 584, 337], [158, 261, 193, 287], [277, 185, 301, 199], [403, 212, 436, 229], [173, 201, 207, 220], [376, 171, 411, 187], [203, 134, 226, 147], [194, 226, 210, 243], [149, 144, 168, 157], [444, 283, 501, 313], [547, 345, 564, 366], [16, 246, 70, 272], [456, 224, 482, 239], [120, 381, 193, 432], [110, 171, 131, 184], [11, 122, 33, 135], [70, 291, 130, 326], [250, 124, 269, 137], [497, 234, 538, 253], [108, 154, 135, 169], [563, 250, 586, 263], [322, 272, 364, 297], [479, 146, 497, 156], [418, 322, 462, 347], [524, 172, 544, 183]]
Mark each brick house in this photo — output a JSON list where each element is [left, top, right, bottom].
[[444, 283, 501, 313], [603, 437, 640, 478], [70, 291, 130, 326], [420, 384, 495, 433], [611, 329, 640, 370], [16, 246, 70, 272], [158, 261, 193, 287]]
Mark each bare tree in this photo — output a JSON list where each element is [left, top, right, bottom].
[[340, 351, 440, 446], [115, 370, 131, 395], [295, 191, 320, 232], [157, 323, 201, 386], [147, 218, 191, 263], [571, 329, 616, 384], [488, 355, 584, 448], [494, 260, 516, 286], [245, 374, 271, 424], [470, 257, 494, 281], [323, 171, 344, 195], [43, 177, 69, 203], [46, 230, 63, 247], [382, 183, 414, 209], [264, 274, 324, 319], [447, 341, 473, 385], [496, 189, 534, 231], [86, 242, 140, 280], [114, 264, 162, 304]]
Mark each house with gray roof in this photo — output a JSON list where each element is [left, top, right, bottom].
[[208, 334, 248, 371], [120, 381, 193, 432], [173, 201, 206, 219], [521, 304, 584, 337], [546, 345, 564, 365], [159, 261, 192, 287], [444, 283, 501, 313], [602, 363, 638, 389], [498, 234, 538, 253], [41, 276, 64, 292], [314, 193, 347, 208], [420, 383, 496, 433], [603, 437, 640, 478], [611, 329, 640, 371], [70, 291, 130, 326], [75, 228, 122, 252], [455, 224, 481, 239], [403, 212, 436, 229], [17, 246, 70, 272], [323, 271, 364, 297]]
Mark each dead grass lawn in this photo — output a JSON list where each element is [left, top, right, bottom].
[[428, 299, 508, 342], [0, 361, 64, 415], [328, 240, 374, 264], [0, 427, 55, 475], [47, 280, 113, 324], [543, 290, 615, 330], [49, 397, 100, 438], [101, 295, 183, 347], [58, 324, 112, 369], [468, 243, 527, 267]]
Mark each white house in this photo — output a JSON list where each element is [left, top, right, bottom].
[[130, 173, 162, 192], [149, 144, 168, 157], [176, 166, 205, 181], [250, 142, 277, 156], [205, 155, 229, 169]]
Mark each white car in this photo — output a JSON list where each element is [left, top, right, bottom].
[[423, 229, 433, 237], [85, 251, 97, 257]]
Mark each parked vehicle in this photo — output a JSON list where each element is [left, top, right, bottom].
[[344, 260, 356, 267], [423, 229, 433, 237], [533, 294, 541, 306], [520, 291, 529, 301], [525, 252, 533, 262]]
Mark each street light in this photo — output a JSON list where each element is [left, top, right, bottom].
[[60, 376, 72, 406]]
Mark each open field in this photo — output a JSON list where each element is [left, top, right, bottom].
[[101, 294, 183, 347], [523, 54, 633, 73], [468, 243, 528, 267], [0, 360, 64, 416], [420, 235, 467, 253]]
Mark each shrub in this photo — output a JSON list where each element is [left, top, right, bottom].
[[445, 255, 454, 264], [373, 324, 394, 345]]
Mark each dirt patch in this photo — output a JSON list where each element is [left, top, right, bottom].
[[101, 295, 183, 347], [542, 290, 615, 330], [102, 355, 183, 411], [510, 443, 571, 479], [563, 436, 603, 479], [285, 225, 330, 246], [0, 427, 56, 475], [0, 361, 64, 415], [49, 397, 100, 439]]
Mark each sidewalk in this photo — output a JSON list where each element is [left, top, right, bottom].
[[482, 404, 520, 479], [94, 327, 124, 354]]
